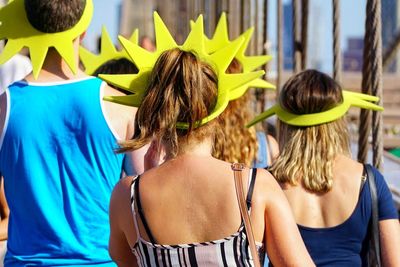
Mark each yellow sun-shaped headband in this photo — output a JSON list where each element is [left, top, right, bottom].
[[0, 0, 93, 79], [199, 12, 275, 100], [247, 90, 384, 127], [79, 27, 139, 75], [100, 12, 265, 128]]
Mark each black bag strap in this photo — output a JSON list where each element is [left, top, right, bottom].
[[365, 164, 382, 267], [246, 168, 257, 210]]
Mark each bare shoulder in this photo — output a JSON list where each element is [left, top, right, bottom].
[[334, 155, 364, 183], [111, 176, 136, 201], [254, 168, 285, 202]]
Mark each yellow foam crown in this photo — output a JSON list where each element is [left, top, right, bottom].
[[100, 12, 266, 128], [201, 12, 275, 99], [247, 91, 384, 127], [79, 27, 139, 75], [0, 0, 93, 79]]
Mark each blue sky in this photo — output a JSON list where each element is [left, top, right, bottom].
[[84, 0, 366, 73]]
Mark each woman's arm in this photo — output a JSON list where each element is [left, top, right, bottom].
[[260, 171, 315, 266], [379, 219, 400, 266], [109, 178, 139, 267]]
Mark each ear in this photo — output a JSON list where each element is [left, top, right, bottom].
[[80, 31, 87, 42]]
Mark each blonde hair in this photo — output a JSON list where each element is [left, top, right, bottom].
[[119, 48, 219, 158], [270, 70, 350, 193], [212, 92, 258, 166], [212, 59, 258, 166]]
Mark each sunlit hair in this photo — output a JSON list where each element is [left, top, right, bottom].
[[24, 0, 86, 33], [270, 69, 350, 193], [212, 59, 258, 166], [119, 48, 219, 157]]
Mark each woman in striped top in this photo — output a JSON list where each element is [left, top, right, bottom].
[[109, 49, 314, 267]]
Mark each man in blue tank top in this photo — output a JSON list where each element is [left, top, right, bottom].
[[0, 0, 139, 265]]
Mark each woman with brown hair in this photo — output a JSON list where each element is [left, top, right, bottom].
[[108, 48, 314, 267], [213, 59, 279, 168], [262, 69, 400, 266]]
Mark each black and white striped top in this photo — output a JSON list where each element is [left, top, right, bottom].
[[130, 168, 264, 267]]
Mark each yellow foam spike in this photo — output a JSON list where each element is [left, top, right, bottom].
[[0, 39, 23, 64], [79, 27, 139, 75], [205, 12, 230, 53], [200, 12, 275, 95], [30, 45, 48, 79], [154, 12, 177, 51]]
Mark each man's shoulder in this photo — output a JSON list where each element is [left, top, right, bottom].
[[0, 92, 8, 146]]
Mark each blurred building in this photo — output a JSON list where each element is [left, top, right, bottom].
[[119, 0, 260, 51], [342, 0, 400, 73], [119, 0, 223, 44], [343, 37, 363, 72], [283, 3, 293, 70], [382, 0, 400, 73]]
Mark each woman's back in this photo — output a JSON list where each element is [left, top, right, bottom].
[[283, 156, 364, 229], [133, 154, 266, 248], [282, 156, 368, 266], [110, 153, 314, 266], [282, 156, 398, 266]]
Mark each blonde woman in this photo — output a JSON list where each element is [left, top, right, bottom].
[[270, 70, 400, 266]]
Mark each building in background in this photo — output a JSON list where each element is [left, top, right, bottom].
[[283, 3, 293, 70], [119, 0, 259, 52], [381, 0, 400, 73], [343, 37, 363, 72], [342, 0, 400, 73], [119, 0, 217, 44]]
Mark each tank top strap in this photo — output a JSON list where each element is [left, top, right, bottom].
[[130, 176, 140, 241], [246, 168, 257, 212], [133, 176, 157, 244]]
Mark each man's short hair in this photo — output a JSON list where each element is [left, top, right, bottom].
[[24, 0, 86, 33]]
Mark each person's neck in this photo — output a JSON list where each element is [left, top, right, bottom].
[[165, 138, 214, 161], [25, 42, 87, 82]]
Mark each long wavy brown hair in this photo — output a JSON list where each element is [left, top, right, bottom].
[[212, 59, 258, 166], [270, 70, 350, 193], [119, 48, 219, 158]]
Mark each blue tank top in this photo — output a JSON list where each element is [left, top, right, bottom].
[[0, 77, 124, 266], [254, 131, 269, 168], [298, 166, 398, 267]]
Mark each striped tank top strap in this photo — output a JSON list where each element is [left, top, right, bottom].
[[130, 176, 141, 242], [246, 168, 258, 212], [134, 177, 157, 244]]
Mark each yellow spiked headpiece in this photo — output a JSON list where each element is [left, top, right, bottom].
[[100, 12, 266, 128], [247, 91, 384, 127], [79, 27, 139, 75], [201, 12, 275, 100], [0, 0, 93, 79]]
